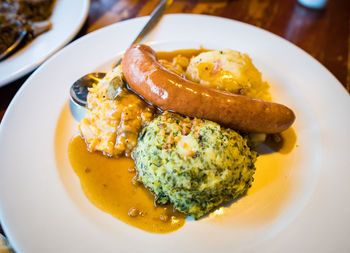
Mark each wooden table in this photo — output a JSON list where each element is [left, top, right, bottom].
[[0, 0, 349, 240]]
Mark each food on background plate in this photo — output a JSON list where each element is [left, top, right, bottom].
[[71, 44, 295, 232], [0, 0, 56, 55]]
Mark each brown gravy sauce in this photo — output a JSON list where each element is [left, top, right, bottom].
[[156, 48, 207, 61], [68, 135, 186, 233], [67, 49, 297, 233]]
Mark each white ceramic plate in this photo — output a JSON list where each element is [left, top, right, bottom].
[[0, 14, 350, 253], [0, 0, 90, 87]]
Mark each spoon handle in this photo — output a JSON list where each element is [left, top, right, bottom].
[[131, 0, 172, 45], [113, 0, 172, 68]]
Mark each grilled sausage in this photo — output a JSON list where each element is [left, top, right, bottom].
[[122, 44, 295, 133]]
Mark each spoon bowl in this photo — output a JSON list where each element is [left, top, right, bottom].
[[70, 72, 106, 107]]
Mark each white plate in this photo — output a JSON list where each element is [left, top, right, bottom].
[[0, 0, 90, 87], [0, 14, 350, 253]]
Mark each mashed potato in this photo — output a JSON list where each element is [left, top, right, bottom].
[[186, 49, 271, 101], [134, 111, 257, 219]]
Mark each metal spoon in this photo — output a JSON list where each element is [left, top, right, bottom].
[[70, 0, 172, 108], [0, 29, 27, 61]]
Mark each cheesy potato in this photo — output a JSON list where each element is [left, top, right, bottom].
[[79, 66, 154, 157], [158, 54, 190, 78]]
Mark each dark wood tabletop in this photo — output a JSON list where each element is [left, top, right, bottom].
[[0, 0, 349, 241]]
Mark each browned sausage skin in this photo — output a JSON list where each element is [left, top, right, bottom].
[[122, 44, 295, 133]]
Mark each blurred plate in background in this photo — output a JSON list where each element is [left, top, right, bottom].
[[0, 0, 90, 87]]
